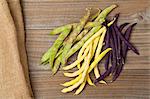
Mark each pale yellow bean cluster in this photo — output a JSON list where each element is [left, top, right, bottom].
[[61, 23, 113, 94]]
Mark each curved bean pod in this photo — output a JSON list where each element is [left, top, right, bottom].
[[52, 54, 61, 75], [61, 44, 92, 93], [90, 8, 101, 21], [61, 9, 91, 66], [94, 27, 107, 78], [88, 48, 112, 73], [61, 74, 82, 87], [63, 45, 89, 70], [50, 23, 77, 35], [49, 26, 72, 69], [85, 22, 102, 28], [74, 80, 86, 95]]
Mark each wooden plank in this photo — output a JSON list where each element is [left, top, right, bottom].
[[22, 0, 150, 98], [30, 70, 150, 99], [22, 0, 150, 29], [22, 0, 150, 2]]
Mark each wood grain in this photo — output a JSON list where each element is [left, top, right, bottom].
[[23, 0, 150, 29], [22, 0, 150, 98], [30, 70, 150, 99]]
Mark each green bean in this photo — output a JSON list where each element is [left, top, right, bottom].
[[65, 5, 117, 61], [85, 22, 101, 28], [80, 8, 91, 25], [55, 46, 64, 58], [54, 23, 78, 58], [49, 26, 72, 69], [97, 5, 117, 22], [42, 59, 49, 65], [50, 23, 77, 35], [61, 9, 91, 66], [41, 48, 51, 64], [74, 9, 101, 42], [41, 23, 72, 64], [41, 22, 77, 65], [41, 24, 71, 65], [52, 54, 62, 75], [73, 23, 79, 29], [54, 23, 78, 59], [75, 29, 89, 42], [41, 45, 63, 65], [90, 9, 101, 21]]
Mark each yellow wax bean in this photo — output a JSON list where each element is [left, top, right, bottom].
[[92, 37, 100, 55], [61, 74, 82, 87], [87, 75, 95, 86], [94, 28, 107, 78], [61, 56, 89, 93], [77, 63, 81, 69], [63, 63, 85, 77], [86, 43, 95, 86], [77, 42, 94, 85], [61, 43, 92, 93], [74, 79, 86, 95], [63, 46, 89, 70], [88, 48, 112, 73], [74, 43, 93, 94], [78, 26, 106, 59]]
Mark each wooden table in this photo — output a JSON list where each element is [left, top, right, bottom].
[[23, 0, 150, 99]]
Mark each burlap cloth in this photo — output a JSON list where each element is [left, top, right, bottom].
[[0, 0, 33, 98]]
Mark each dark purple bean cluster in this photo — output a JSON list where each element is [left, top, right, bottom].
[[95, 14, 139, 84]]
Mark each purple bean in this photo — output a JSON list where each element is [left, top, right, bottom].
[[114, 23, 123, 67], [111, 25, 120, 67], [114, 24, 139, 55], [109, 30, 117, 74], [113, 23, 137, 81], [119, 23, 130, 31], [111, 26, 119, 59], [104, 52, 111, 70], [118, 22, 130, 64], [103, 27, 111, 70], [112, 32, 124, 80], [117, 35, 121, 59], [95, 14, 138, 83], [104, 14, 129, 71], [112, 63, 123, 81], [114, 17, 129, 65], [114, 16, 129, 64], [122, 23, 137, 60], [114, 23, 121, 59], [104, 27, 110, 49]]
